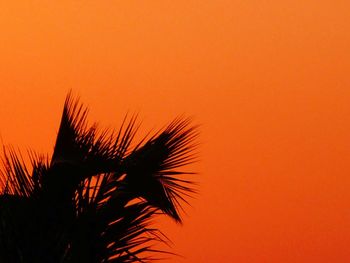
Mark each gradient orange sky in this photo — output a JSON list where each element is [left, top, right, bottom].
[[1, 1, 350, 262]]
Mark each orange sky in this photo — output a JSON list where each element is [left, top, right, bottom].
[[0, 1, 350, 262]]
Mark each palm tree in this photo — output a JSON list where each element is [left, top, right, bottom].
[[0, 92, 198, 262]]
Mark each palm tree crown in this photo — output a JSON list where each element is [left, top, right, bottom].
[[0, 92, 198, 262]]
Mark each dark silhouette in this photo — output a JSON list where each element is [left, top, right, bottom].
[[0, 92, 198, 262]]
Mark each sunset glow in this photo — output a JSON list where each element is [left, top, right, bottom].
[[0, 1, 350, 262]]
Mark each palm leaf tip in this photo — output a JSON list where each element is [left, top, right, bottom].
[[123, 117, 199, 223], [51, 91, 90, 165]]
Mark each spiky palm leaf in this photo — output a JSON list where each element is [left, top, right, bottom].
[[0, 92, 198, 262]]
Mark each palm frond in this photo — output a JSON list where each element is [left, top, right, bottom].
[[0, 147, 34, 197], [48, 92, 138, 191], [122, 118, 199, 222]]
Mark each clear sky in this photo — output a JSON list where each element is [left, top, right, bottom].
[[0, 1, 350, 262]]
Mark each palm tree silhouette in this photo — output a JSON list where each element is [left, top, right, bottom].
[[0, 92, 198, 262]]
